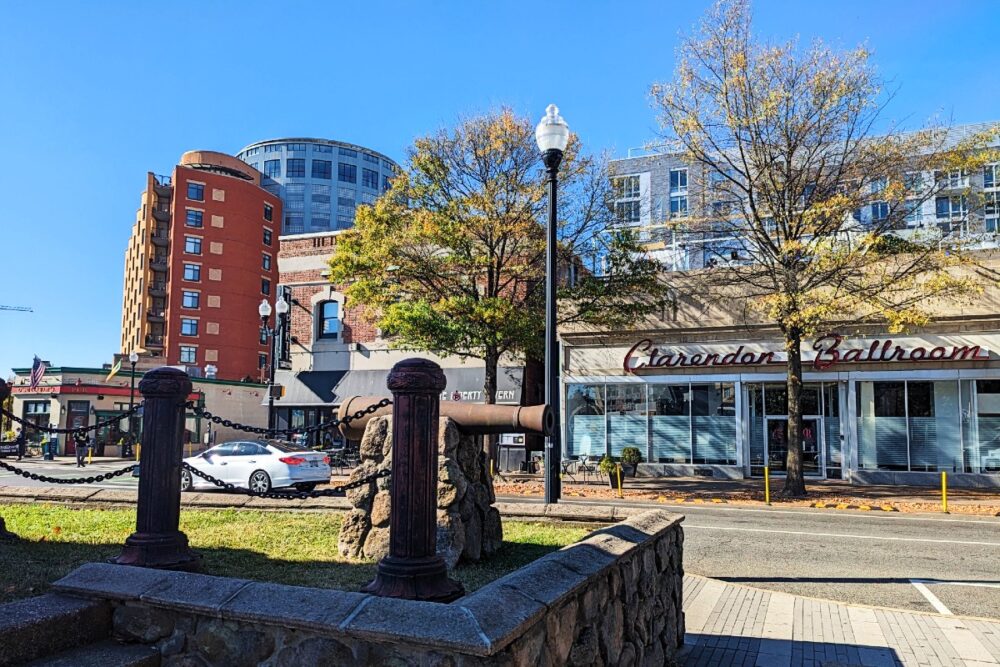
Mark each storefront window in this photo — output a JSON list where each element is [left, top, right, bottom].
[[566, 384, 605, 458], [961, 380, 1000, 473], [823, 384, 842, 477], [747, 383, 766, 475], [649, 384, 690, 463], [857, 380, 961, 472], [691, 383, 737, 464], [606, 384, 646, 457]]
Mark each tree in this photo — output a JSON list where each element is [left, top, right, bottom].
[[328, 108, 668, 407], [651, 0, 997, 496]]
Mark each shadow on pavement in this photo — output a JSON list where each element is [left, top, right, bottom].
[[680, 633, 902, 667]]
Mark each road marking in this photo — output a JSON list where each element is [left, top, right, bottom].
[[910, 579, 953, 615], [646, 502, 1000, 526], [684, 523, 1000, 547], [911, 579, 1000, 590]]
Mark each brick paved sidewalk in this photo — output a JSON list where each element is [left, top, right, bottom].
[[681, 575, 1000, 666]]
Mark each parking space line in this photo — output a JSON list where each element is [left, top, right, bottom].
[[909, 579, 953, 615], [684, 524, 1000, 547]]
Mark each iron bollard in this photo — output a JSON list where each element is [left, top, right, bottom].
[[362, 358, 464, 602], [112, 367, 201, 571]]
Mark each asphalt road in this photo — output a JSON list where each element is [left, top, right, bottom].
[[5, 458, 1000, 619], [669, 501, 1000, 620], [0, 458, 139, 489]]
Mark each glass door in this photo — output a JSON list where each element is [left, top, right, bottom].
[[764, 415, 824, 476]]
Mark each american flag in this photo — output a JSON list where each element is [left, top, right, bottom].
[[29, 356, 46, 389]]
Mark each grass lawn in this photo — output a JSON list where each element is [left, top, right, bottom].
[[0, 503, 594, 604]]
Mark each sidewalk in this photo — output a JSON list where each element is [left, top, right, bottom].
[[486, 474, 1000, 516], [681, 575, 1000, 666]]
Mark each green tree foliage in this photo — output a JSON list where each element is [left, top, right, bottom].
[[652, 0, 998, 495], [329, 108, 669, 403]]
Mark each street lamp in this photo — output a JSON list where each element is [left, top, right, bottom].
[[259, 295, 289, 430], [535, 104, 570, 504], [127, 351, 139, 455]]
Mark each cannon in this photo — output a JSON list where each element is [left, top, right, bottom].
[[337, 396, 551, 440]]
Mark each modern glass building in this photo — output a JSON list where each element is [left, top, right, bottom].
[[236, 138, 398, 235]]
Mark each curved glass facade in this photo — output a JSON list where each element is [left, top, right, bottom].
[[236, 139, 398, 235]]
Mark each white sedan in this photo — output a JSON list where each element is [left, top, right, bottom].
[[180, 440, 331, 493]]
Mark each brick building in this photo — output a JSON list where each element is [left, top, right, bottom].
[[271, 231, 525, 447], [120, 151, 282, 381]]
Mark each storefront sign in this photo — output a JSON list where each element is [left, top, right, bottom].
[[11, 384, 201, 401], [624, 334, 989, 374]]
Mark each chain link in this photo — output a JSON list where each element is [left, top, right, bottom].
[[181, 461, 389, 500], [186, 398, 391, 440], [0, 460, 138, 485], [0, 404, 143, 436]]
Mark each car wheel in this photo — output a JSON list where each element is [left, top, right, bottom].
[[294, 482, 317, 492], [249, 470, 272, 493], [180, 469, 193, 492]]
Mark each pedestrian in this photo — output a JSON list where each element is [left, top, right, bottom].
[[15, 427, 25, 461], [74, 432, 87, 468]]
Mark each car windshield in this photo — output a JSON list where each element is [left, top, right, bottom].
[[267, 440, 311, 453]]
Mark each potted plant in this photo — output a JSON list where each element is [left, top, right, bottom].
[[620, 447, 643, 477], [598, 454, 618, 489]]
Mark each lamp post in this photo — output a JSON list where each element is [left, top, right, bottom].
[[535, 104, 570, 505], [259, 295, 289, 430], [127, 351, 139, 454]]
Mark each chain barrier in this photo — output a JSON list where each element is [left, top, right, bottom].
[[0, 404, 143, 436], [0, 460, 138, 485], [186, 397, 392, 440], [181, 461, 390, 500]]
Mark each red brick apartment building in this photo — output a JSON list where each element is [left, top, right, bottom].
[[120, 151, 282, 381]]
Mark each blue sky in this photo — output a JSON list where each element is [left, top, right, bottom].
[[1, 0, 997, 376]]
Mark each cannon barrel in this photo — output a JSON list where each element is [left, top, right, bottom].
[[337, 396, 551, 440]]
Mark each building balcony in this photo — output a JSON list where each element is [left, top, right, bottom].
[[145, 334, 165, 348], [147, 309, 165, 322], [149, 255, 169, 272], [152, 208, 170, 222], [148, 283, 167, 296], [150, 229, 169, 247]]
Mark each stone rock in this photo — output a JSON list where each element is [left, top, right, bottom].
[[370, 492, 391, 527], [163, 655, 210, 667], [482, 507, 503, 556], [439, 419, 460, 458], [461, 506, 483, 562], [436, 511, 465, 569], [338, 415, 502, 567], [114, 604, 175, 643], [346, 461, 379, 510], [569, 626, 601, 666], [273, 636, 355, 667], [359, 416, 389, 462], [363, 526, 391, 560], [338, 510, 370, 559], [193, 619, 273, 667]]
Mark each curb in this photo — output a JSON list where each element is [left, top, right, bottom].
[[658, 496, 728, 504], [810, 501, 899, 512]]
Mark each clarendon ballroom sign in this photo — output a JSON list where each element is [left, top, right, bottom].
[[623, 333, 991, 374]]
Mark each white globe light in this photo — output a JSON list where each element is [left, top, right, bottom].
[[535, 104, 570, 153], [128, 351, 139, 364], [275, 296, 290, 315], [258, 299, 272, 319]]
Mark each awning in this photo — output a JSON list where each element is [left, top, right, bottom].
[[268, 366, 523, 407]]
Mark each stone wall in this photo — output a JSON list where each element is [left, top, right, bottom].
[[52, 510, 684, 666], [337, 415, 502, 568]]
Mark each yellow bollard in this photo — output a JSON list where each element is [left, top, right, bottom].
[[188, 442, 192, 459], [87, 447, 93, 465], [616, 463, 623, 499], [941, 471, 948, 514], [135, 444, 141, 462], [764, 466, 771, 506]]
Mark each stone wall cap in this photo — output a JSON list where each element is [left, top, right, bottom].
[[341, 596, 491, 655], [454, 584, 545, 652], [52, 563, 173, 601], [139, 571, 253, 617], [221, 581, 368, 632]]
